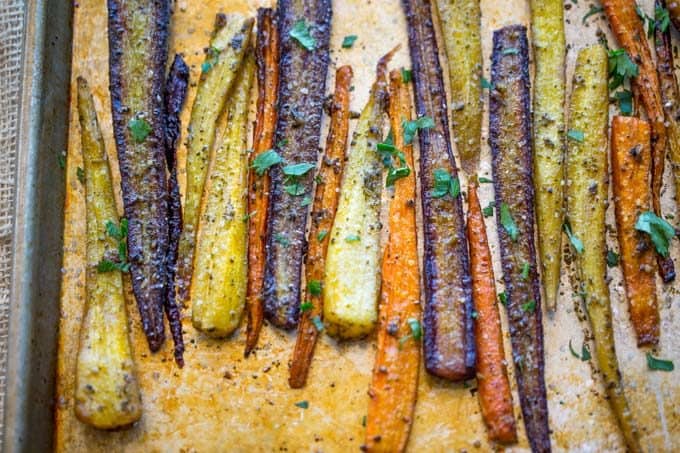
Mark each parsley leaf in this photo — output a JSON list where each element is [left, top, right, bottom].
[[582, 5, 604, 24], [614, 89, 633, 115], [274, 233, 290, 247], [284, 183, 305, 196], [128, 117, 152, 143], [606, 250, 620, 267], [635, 211, 676, 257], [431, 168, 459, 198], [646, 352, 674, 371], [97, 219, 130, 273], [251, 149, 283, 175], [499, 292, 507, 306], [311, 316, 324, 331], [608, 49, 639, 90], [307, 280, 322, 296], [478, 176, 493, 183], [569, 339, 591, 361], [301, 196, 312, 207], [345, 234, 360, 243], [567, 129, 585, 143], [317, 230, 328, 242], [386, 166, 411, 186], [482, 201, 495, 218], [295, 400, 309, 409], [521, 262, 530, 280], [563, 220, 585, 254], [401, 68, 412, 83], [341, 34, 358, 48], [403, 116, 434, 144], [499, 202, 519, 241], [480, 76, 494, 90], [502, 47, 519, 55], [655, 5, 671, 34], [300, 301, 313, 312], [290, 19, 316, 51], [283, 162, 316, 176], [399, 318, 423, 345], [521, 300, 537, 313]]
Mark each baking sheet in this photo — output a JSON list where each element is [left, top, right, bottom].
[[56, 0, 680, 451]]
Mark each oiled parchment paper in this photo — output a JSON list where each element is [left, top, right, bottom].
[[56, 0, 680, 451]]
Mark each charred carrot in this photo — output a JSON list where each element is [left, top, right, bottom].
[[466, 181, 517, 444], [602, 0, 675, 282], [288, 66, 352, 387], [655, 0, 680, 214], [263, 0, 333, 330], [611, 116, 660, 346], [567, 47, 642, 452], [489, 25, 550, 453], [364, 70, 421, 452], [245, 8, 280, 357], [402, 0, 475, 381]]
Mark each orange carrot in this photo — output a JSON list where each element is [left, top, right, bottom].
[[466, 181, 517, 444], [244, 8, 279, 356], [364, 70, 421, 453], [288, 65, 353, 387], [610, 116, 659, 346], [602, 0, 675, 282]]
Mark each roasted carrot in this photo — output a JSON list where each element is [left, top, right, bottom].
[[466, 181, 517, 444], [245, 8, 280, 357], [489, 25, 550, 453], [364, 70, 421, 453], [567, 47, 642, 452], [611, 116, 660, 346], [402, 0, 475, 381], [288, 66, 352, 387], [655, 0, 680, 213], [602, 0, 675, 282]]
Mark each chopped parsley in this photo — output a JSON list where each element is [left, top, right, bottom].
[[563, 221, 585, 254], [97, 219, 130, 273], [251, 149, 283, 175], [282, 162, 316, 176], [300, 301, 313, 312], [567, 129, 585, 143], [128, 117, 152, 143], [402, 116, 435, 145], [521, 299, 536, 313], [608, 49, 639, 90], [582, 5, 604, 24], [295, 400, 309, 409], [401, 68, 412, 83], [480, 76, 494, 90], [606, 250, 620, 267], [431, 168, 460, 198], [569, 339, 591, 361], [655, 5, 671, 34], [399, 318, 423, 345], [499, 202, 519, 241], [341, 34, 358, 48], [282, 162, 315, 197], [76, 167, 85, 185], [317, 230, 328, 242], [284, 182, 305, 196], [290, 19, 315, 51], [646, 352, 674, 371], [478, 176, 493, 183], [521, 262, 530, 280], [386, 166, 411, 186], [635, 211, 675, 257], [274, 233, 290, 247], [614, 89, 633, 116], [311, 316, 324, 331], [482, 201, 495, 218], [301, 196, 312, 207], [499, 292, 507, 306], [377, 133, 410, 187], [201, 46, 220, 73], [502, 47, 519, 55], [307, 280, 322, 296], [345, 234, 360, 243]]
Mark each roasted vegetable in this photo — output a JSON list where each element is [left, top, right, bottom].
[[530, 0, 565, 312], [107, 0, 171, 351], [655, 0, 680, 213], [602, 0, 675, 282], [611, 116, 660, 347], [667, 0, 680, 31], [364, 70, 421, 452], [190, 54, 255, 337], [466, 181, 517, 444], [402, 0, 475, 381], [75, 77, 141, 429], [324, 51, 394, 339], [245, 8, 280, 357], [164, 54, 189, 367], [489, 25, 549, 453], [289, 65, 352, 386], [263, 0, 333, 330], [433, 0, 482, 174], [177, 15, 254, 301], [566, 48, 642, 452]]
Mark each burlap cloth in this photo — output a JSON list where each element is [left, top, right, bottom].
[[0, 0, 26, 448]]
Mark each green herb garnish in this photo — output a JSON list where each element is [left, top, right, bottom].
[[482, 201, 495, 218], [567, 129, 585, 143], [606, 250, 620, 267], [401, 68, 412, 83], [274, 233, 290, 247], [521, 299, 536, 313], [341, 34, 358, 48], [251, 149, 283, 175], [295, 400, 310, 409], [499, 292, 507, 306], [569, 339, 591, 361], [345, 234, 360, 243], [311, 316, 324, 331], [582, 5, 604, 24], [403, 116, 434, 145], [521, 262, 530, 280], [290, 19, 316, 51], [478, 176, 493, 183], [646, 352, 674, 371], [563, 220, 585, 254], [480, 77, 494, 90], [502, 47, 519, 55], [499, 202, 519, 241], [608, 49, 639, 90], [635, 211, 676, 257], [97, 218, 130, 273], [128, 117, 152, 143], [307, 280, 322, 296], [300, 301, 313, 312], [614, 89, 633, 116], [431, 168, 460, 198], [317, 230, 328, 242]]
